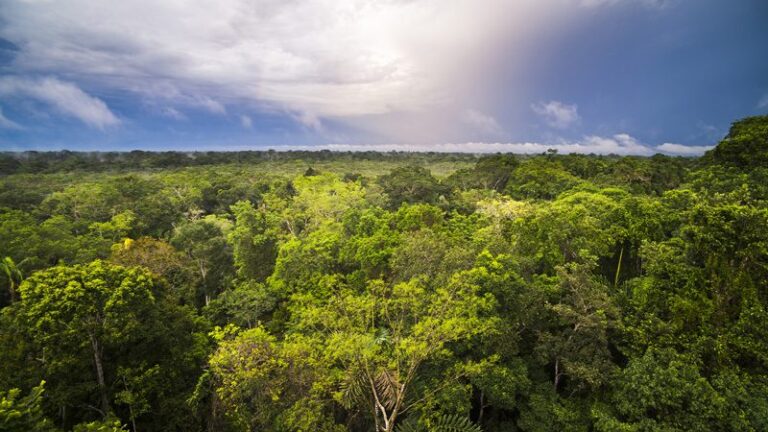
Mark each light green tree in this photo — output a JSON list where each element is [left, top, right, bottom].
[[0, 381, 58, 432]]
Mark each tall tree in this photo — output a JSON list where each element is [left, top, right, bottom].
[[14, 260, 209, 430]]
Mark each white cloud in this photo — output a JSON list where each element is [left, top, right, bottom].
[[462, 109, 504, 135], [0, 106, 22, 129], [656, 143, 713, 155], [0, 76, 119, 128], [531, 100, 580, 129], [240, 115, 252, 129]]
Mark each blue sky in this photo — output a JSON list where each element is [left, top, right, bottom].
[[0, 0, 766, 154]]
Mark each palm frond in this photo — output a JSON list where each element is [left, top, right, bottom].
[[339, 371, 369, 409], [431, 414, 482, 432], [395, 414, 482, 432], [375, 369, 399, 409], [394, 416, 422, 432]]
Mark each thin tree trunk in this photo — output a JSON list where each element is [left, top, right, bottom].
[[198, 259, 210, 306], [130, 406, 137, 432], [614, 245, 624, 288], [122, 376, 138, 432], [367, 373, 389, 432], [89, 331, 111, 415], [478, 390, 486, 424], [208, 392, 217, 432]]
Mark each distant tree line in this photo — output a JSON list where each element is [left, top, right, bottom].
[[0, 150, 485, 175]]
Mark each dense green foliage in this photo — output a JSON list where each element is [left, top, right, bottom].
[[1, 115, 767, 431]]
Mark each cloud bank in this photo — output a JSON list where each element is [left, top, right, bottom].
[[287, 133, 711, 156], [656, 143, 714, 156]]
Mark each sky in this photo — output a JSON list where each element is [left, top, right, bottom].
[[0, 0, 766, 154]]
